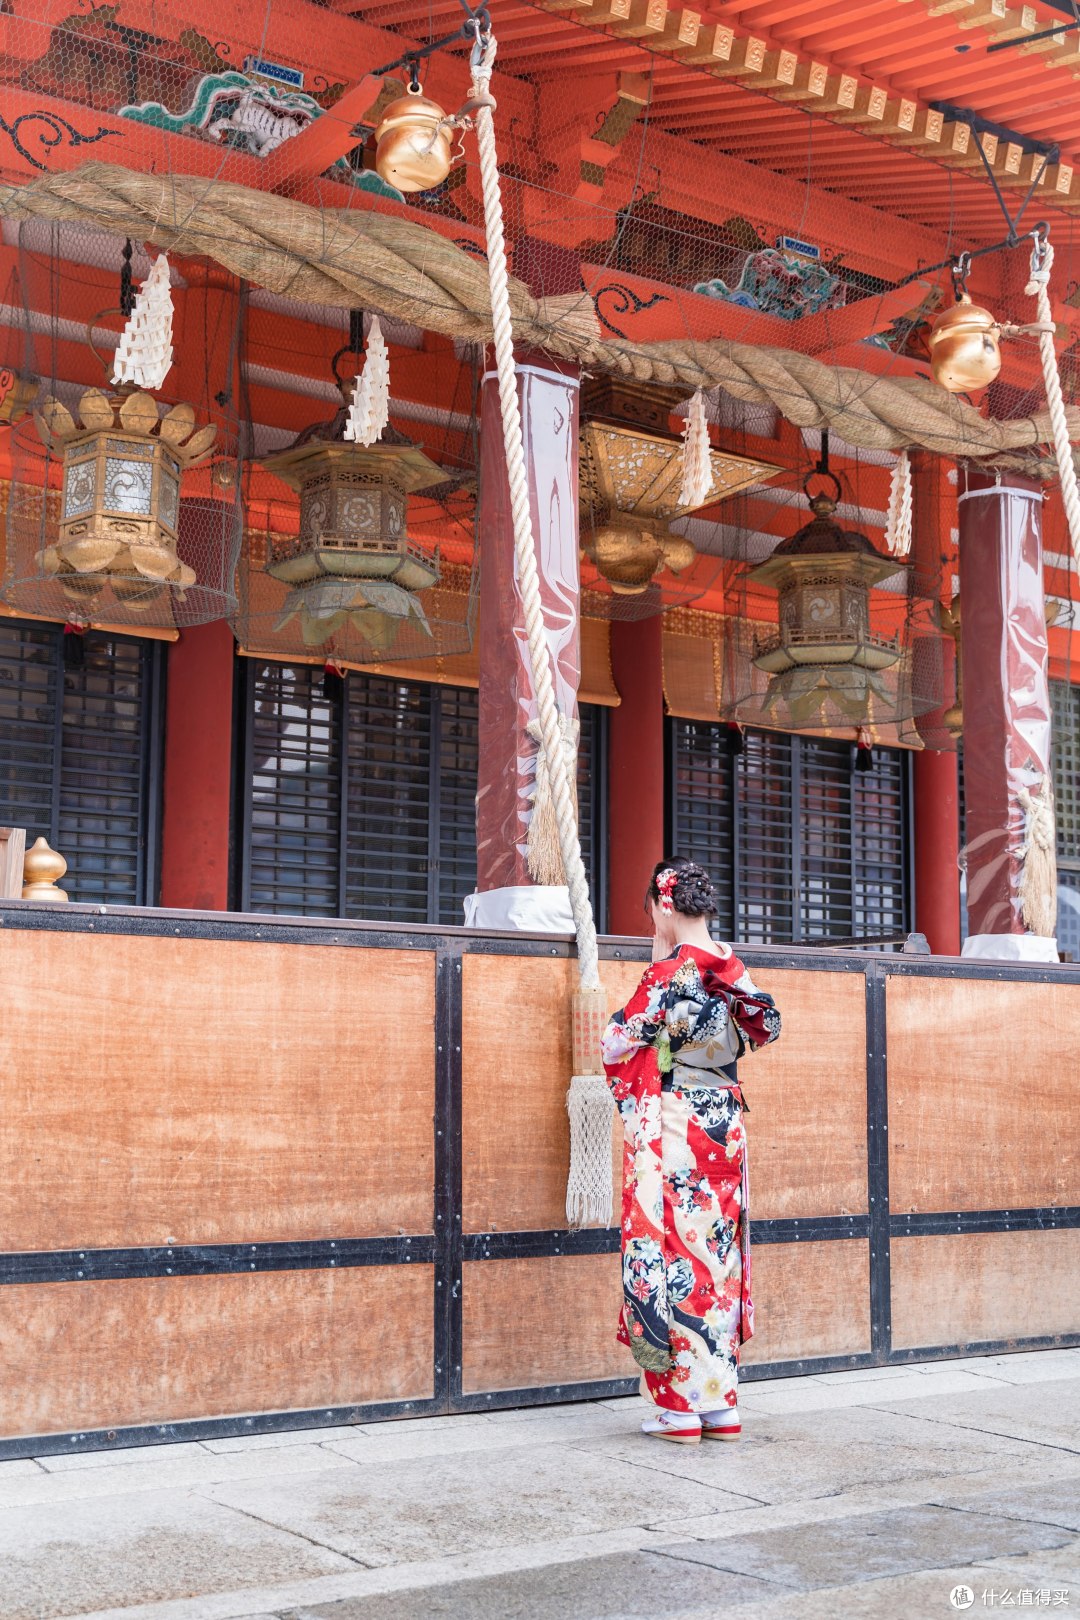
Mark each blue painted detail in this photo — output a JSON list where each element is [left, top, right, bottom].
[[244, 57, 305, 89], [777, 235, 820, 261]]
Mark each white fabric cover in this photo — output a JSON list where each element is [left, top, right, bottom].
[[961, 933, 1059, 964], [462, 884, 574, 933]]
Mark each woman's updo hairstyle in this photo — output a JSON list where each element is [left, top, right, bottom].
[[645, 857, 719, 918]]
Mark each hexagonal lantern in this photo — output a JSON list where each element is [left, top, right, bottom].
[[747, 477, 906, 728], [31, 387, 215, 609], [260, 414, 444, 648]]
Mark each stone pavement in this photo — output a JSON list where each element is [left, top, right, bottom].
[[2, 1350, 1078, 1620]]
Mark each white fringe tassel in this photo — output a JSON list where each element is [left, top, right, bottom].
[[678, 388, 713, 508], [566, 1074, 615, 1228], [345, 315, 390, 446], [111, 254, 174, 391], [884, 448, 912, 557]]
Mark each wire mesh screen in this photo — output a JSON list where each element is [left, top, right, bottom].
[[4, 405, 241, 628], [6, 0, 1072, 479]]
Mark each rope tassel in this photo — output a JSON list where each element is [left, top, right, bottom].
[[345, 315, 390, 446], [1018, 776, 1058, 939]]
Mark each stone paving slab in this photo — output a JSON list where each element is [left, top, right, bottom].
[[652, 1501, 1074, 1589], [0, 1486, 357, 1620], [206, 1446, 762, 1568], [572, 1399, 1044, 1506], [870, 1376, 1080, 1453], [8, 1350, 1079, 1620], [270, 1549, 783, 1620], [931, 1480, 1080, 1534]]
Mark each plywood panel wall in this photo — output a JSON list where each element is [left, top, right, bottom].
[[0, 932, 436, 1249], [887, 976, 1080, 1213], [891, 1228, 1080, 1349], [461, 955, 641, 1232], [462, 1253, 627, 1392], [0, 1265, 434, 1437], [736, 967, 868, 1219], [740, 1238, 871, 1365]]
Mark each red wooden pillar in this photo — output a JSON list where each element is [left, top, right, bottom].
[[158, 263, 240, 911], [607, 616, 664, 936], [957, 467, 1056, 959], [910, 452, 961, 955], [468, 354, 582, 930]]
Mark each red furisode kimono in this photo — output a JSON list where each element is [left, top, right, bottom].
[[601, 942, 781, 1414]]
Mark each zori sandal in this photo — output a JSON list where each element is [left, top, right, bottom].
[[700, 1407, 741, 1441], [640, 1412, 702, 1444]]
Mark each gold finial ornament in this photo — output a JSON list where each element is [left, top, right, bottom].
[[21, 836, 69, 901], [928, 291, 1002, 394], [375, 86, 453, 192]]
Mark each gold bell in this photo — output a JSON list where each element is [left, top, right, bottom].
[[375, 87, 453, 193], [927, 292, 1002, 394]]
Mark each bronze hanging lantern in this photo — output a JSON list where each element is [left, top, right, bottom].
[[579, 379, 778, 596], [747, 471, 906, 729], [30, 387, 215, 611], [260, 408, 444, 649]]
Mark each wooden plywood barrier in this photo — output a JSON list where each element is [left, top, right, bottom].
[[462, 1254, 627, 1394], [740, 1240, 871, 1365], [891, 1230, 1080, 1350], [461, 954, 641, 1233], [0, 931, 436, 1249], [0, 910, 1076, 1455], [734, 967, 868, 1220], [0, 1265, 435, 1437], [887, 976, 1080, 1214]]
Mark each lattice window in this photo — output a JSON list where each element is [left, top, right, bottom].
[[0, 618, 161, 905], [670, 719, 910, 945], [738, 729, 795, 944], [247, 663, 342, 918], [1051, 679, 1080, 958], [240, 663, 606, 928]]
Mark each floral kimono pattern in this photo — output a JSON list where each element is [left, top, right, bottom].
[[601, 942, 781, 1414]]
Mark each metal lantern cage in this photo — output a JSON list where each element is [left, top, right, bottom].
[[718, 472, 946, 739], [235, 405, 480, 667], [3, 391, 242, 630]]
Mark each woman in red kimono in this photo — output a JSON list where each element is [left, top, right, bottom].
[[601, 858, 781, 1445]]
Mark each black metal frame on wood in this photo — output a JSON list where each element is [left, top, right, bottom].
[[0, 902, 1077, 1460]]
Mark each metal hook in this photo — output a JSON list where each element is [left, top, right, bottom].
[[951, 252, 972, 301]]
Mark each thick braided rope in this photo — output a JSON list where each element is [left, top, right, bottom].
[[1027, 241, 1080, 569], [4, 164, 1079, 470], [472, 34, 600, 992]]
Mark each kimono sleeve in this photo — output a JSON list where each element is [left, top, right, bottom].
[[726, 962, 782, 1052], [600, 964, 666, 1100]]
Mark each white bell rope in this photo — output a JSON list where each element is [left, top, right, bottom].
[[470, 28, 611, 1226], [884, 447, 912, 558], [1026, 237, 1080, 570], [679, 387, 712, 508], [344, 314, 390, 446], [111, 252, 174, 390]]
